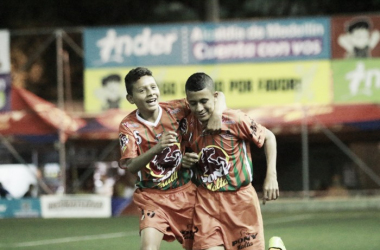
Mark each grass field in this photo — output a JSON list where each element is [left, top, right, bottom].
[[0, 210, 379, 250]]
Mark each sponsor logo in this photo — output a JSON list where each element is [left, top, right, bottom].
[[96, 28, 178, 64], [232, 231, 258, 250], [141, 209, 155, 220], [119, 133, 129, 152], [346, 62, 380, 97], [122, 122, 139, 128], [147, 143, 182, 185], [199, 146, 230, 191], [168, 108, 181, 115], [220, 132, 234, 139], [222, 117, 235, 124]]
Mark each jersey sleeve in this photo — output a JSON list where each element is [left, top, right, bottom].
[[227, 110, 267, 148], [178, 114, 191, 152], [119, 119, 139, 160], [167, 98, 191, 118]]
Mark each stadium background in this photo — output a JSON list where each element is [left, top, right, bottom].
[[1, 1, 380, 249]]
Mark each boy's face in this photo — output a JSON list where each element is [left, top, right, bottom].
[[350, 28, 370, 49], [127, 75, 160, 112], [105, 80, 121, 100], [186, 88, 215, 123]]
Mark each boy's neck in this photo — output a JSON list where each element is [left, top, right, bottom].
[[138, 108, 160, 123]]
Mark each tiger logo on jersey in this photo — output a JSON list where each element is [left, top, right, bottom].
[[119, 133, 129, 153], [199, 145, 230, 190], [147, 143, 182, 184]]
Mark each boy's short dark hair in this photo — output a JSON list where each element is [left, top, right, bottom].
[[185, 72, 215, 92], [347, 19, 371, 33], [102, 74, 121, 86], [124, 67, 153, 95]]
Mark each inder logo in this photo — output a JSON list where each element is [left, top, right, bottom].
[[96, 28, 178, 64]]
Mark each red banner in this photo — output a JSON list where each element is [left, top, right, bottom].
[[0, 87, 85, 137]]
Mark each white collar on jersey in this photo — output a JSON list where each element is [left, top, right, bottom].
[[136, 106, 162, 127]]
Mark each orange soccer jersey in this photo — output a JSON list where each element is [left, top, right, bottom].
[[119, 99, 192, 190], [181, 109, 267, 192], [180, 109, 267, 250]]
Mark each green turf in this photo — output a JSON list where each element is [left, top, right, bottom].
[[0, 210, 379, 250]]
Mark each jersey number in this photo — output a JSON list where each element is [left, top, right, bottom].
[[133, 130, 142, 145]]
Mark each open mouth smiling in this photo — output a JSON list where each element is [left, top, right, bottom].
[[146, 98, 157, 104]]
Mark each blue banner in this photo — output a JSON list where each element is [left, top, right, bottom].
[[0, 198, 41, 218], [84, 17, 331, 68]]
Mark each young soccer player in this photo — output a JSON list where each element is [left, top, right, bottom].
[[118, 67, 226, 250], [180, 72, 279, 250]]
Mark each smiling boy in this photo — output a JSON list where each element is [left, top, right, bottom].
[[118, 67, 226, 250], [181, 72, 279, 250]]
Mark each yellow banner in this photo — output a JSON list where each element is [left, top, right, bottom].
[[85, 61, 331, 112]]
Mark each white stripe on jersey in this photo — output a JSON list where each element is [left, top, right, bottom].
[[242, 140, 253, 183]]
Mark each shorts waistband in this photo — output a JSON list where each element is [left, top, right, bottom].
[[140, 181, 194, 195], [198, 183, 252, 193]]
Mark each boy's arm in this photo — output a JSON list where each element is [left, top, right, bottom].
[[337, 33, 354, 53], [119, 131, 178, 173], [370, 30, 380, 49], [206, 91, 227, 132], [262, 128, 279, 205]]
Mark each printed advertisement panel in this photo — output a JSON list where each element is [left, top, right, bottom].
[[84, 60, 331, 112], [331, 15, 380, 59], [332, 59, 380, 103], [0, 199, 41, 218], [84, 17, 330, 68], [84, 25, 183, 68], [0, 74, 11, 112], [186, 18, 330, 64], [0, 30, 11, 112], [41, 195, 111, 218], [0, 30, 10, 74]]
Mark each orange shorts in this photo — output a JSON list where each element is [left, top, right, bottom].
[[133, 182, 197, 250], [193, 184, 264, 250]]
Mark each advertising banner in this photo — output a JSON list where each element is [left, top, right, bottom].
[[0, 199, 41, 218], [84, 60, 331, 111], [0, 74, 11, 112], [332, 59, 380, 103], [84, 17, 330, 68], [0, 30, 10, 74], [40, 195, 111, 218], [331, 15, 380, 59], [0, 30, 11, 112]]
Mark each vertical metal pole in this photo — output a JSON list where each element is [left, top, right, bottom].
[[302, 107, 310, 199], [56, 29, 66, 194], [205, 0, 220, 22], [63, 50, 73, 112]]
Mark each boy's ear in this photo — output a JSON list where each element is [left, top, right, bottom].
[[126, 94, 134, 104]]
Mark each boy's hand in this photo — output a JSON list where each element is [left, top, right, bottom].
[[205, 113, 222, 134], [156, 131, 178, 152], [262, 175, 279, 205], [182, 152, 199, 168]]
